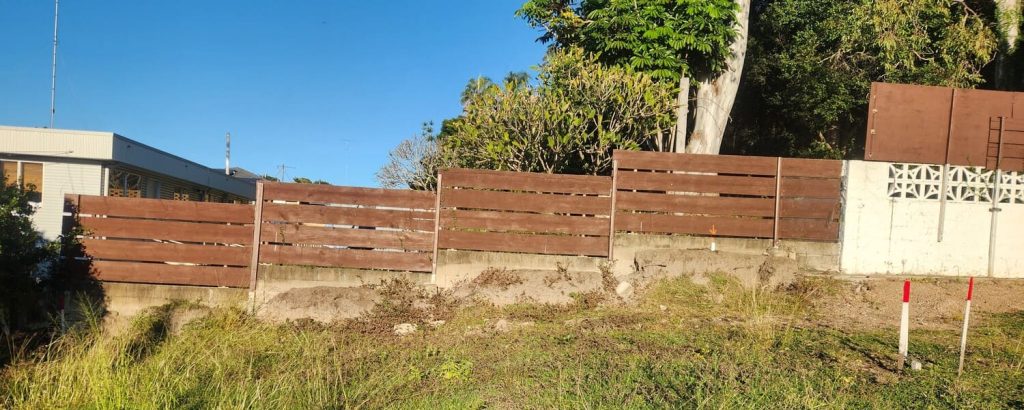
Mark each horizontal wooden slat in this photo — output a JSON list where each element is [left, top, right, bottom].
[[779, 198, 841, 220], [260, 245, 432, 272], [262, 183, 436, 209], [441, 168, 611, 195], [616, 192, 774, 217], [82, 239, 249, 266], [261, 224, 434, 251], [614, 150, 778, 175], [780, 158, 843, 178], [79, 217, 252, 244], [262, 203, 434, 231], [92, 260, 249, 288], [987, 143, 1024, 158], [615, 212, 774, 237], [779, 218, 840, 241], [780, 177, 842, 199], [76, 195, 253, 223], [440, 209, 609, 236], [438, 230, 608, 257], [441, 189, 610, 215], [616, 172, 775, 196], [616, 192, 839, 220]]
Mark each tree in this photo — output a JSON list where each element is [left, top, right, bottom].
[[291, 177, 330, 185], [377, 122, 446, 190], [518, 0, 746, 154], [994, 0, 1022, 89], [0, 180, 49, 335], [726, 0, 997, 158], [379, 49, 675, 188]]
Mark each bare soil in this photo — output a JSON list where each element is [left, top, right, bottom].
[[813, 276, 1024, 330], [257, 286, 381, 323]]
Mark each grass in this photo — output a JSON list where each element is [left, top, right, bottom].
[[2, 275, 1023, 409]]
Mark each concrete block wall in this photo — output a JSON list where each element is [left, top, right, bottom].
[[840, 160, 1024, 278]]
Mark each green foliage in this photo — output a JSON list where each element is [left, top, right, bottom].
[[381, 48, 675, 187], [727, 0, 997, 158], [291, 177, 329, 185], [517, 0, 739, 84], [0, 181, 50, 332], [438, 48, 675, 175]]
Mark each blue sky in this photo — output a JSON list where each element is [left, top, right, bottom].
[[0, 1, 547, 186]]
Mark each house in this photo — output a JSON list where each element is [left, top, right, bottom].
[[0, 125, 257, 240]]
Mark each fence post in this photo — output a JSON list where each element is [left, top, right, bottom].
[[431, 174, 443, 284], [773, 157, 782, 247], [247, 181, 265, 312], [608, 158, 618, 260]]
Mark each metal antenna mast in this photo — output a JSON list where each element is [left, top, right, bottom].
[[225, 132, 231, 175], [49, 0, 60, 128]]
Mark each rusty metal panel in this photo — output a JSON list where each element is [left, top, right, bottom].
[[866, 82, 952, 164]]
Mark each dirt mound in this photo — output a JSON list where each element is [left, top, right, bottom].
[[257, 286, 381, 323], [452, 267, 608, 306], [631, 248, 799, 290], [816, 277, 1024, 330]]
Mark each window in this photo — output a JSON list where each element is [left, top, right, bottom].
[[1, 160, 43, 202], [108, 169, 145, 198], [1, 161, 16, 186]]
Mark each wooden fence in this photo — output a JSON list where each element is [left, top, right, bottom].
[[257, 182, 437, 273], [437, 168, 612, 257], [67, 151, 844, 288], [612, 150, 842, 242], [72, 195, 254, 288]]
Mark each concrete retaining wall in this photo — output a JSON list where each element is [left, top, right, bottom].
[[611, 233, 839, 277], [252, 264, 431, 306], [101, 282, 247, 320]]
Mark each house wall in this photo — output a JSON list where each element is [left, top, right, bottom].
[[37, 160, 104, 239], [840, 160, 1024, 278], [106, 164, 251, 203]]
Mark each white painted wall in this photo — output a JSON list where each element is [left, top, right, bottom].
[[840, 160, 1024, 278], [34, 161, 104, 240]]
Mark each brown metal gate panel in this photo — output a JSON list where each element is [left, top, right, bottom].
[[866, 82, 952, 164], [866, 82, 1024, 170]]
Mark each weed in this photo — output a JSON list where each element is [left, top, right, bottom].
[[471, 267, 523, 291]]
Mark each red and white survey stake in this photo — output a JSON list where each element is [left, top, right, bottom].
[[958, 277, 975, 376], [898, 279, 911, 369]]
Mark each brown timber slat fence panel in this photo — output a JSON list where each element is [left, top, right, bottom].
[[72, 195, 255, 287], [613, 150, 842, 242], [258, 182, 436, 272], [438, 168, 612, 257]]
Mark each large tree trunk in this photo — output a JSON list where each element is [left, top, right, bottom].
[[994, 0, 1019, 89], [673, 74, 690, 153], [686, 0, 751, 154]]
